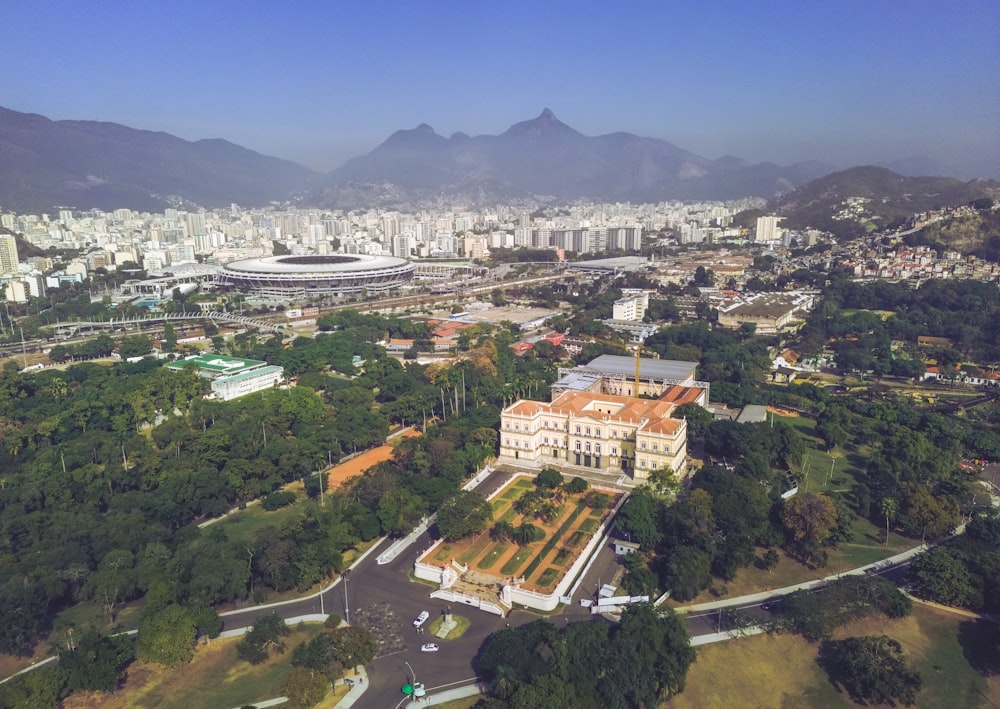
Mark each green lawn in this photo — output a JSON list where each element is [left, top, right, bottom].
[[213, 492, 309, 543], [500, 546, 535, 576], [666, 604, 997, 709], [798, 448, 856, 496], [105, 624, 327, 709], [477, 542, 510, 570]]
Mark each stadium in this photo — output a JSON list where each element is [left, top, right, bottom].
[[217, 254, 415, 297]]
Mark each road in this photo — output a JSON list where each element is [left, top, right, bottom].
[[216, 460, 937, 707], [219, 466, 630, 707]]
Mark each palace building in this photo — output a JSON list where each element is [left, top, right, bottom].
[[499, 385, 706, 481]]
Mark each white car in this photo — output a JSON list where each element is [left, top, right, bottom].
[[420, 643, 439, 652], [413, 610, 430, 627]]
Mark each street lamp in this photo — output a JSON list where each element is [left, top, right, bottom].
[[343, 569, 350, 625]]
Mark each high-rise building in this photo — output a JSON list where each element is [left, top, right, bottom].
[[0, 234, 20, 274], [755, 216, 783, 243], [186, 212, 207, 237], [392, 234, 414, 259]]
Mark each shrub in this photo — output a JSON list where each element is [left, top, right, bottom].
[[262, 490, 296, 511]]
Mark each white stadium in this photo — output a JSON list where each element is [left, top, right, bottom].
[[217, 254, 415, 297]]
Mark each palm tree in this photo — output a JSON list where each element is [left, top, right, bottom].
[[46, 377, 68, 398], [492, 665, 517, 700], [881, 497, 898, 546]]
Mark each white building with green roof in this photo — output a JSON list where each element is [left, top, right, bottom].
[[167, 354, 284, 400]]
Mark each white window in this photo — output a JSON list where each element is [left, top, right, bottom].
[[641, 442, 647, 450], [612, 430, 618, 439], [585, 426, 591, 436], [543, 436, 549, 444], [575, 425, 581, 434], [595, 443, 601, 455], [653, 443, 659, 452], [575, 441, 582, 451], [585, 442, 591, 452]]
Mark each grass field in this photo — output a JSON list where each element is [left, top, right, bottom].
[[63, 624, 328, 709], [500, 547, 535, 575], [666, 604, 998, 709], [214, 491, 308, 543], [477, 542, 510, 570]]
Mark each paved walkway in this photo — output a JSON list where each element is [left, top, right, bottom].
[[905, 593, 1000, 623], [332, 666, 370, 708], [676, 539, 938, 613]]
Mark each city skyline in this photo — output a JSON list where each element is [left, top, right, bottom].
[[2, 1, 999, 178]]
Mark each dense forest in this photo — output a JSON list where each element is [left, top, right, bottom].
[[0, 312, 558, 662], [3, 274, 1000, 706]]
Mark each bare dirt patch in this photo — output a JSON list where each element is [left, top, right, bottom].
[[326, 430, 419, 490]]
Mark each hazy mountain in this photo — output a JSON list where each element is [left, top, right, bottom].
[[320, 109, 835, 208], [771, 166, 999, 238], [0, 106, 321, 212]]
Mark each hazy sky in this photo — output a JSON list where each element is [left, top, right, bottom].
[[3, 1, 998, 177]]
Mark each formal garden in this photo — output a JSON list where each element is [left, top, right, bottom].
[[421, 470, 621, 593]]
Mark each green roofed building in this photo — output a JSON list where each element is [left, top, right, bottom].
[[167, 354, 284, 400]]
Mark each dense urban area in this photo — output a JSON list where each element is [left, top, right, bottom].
[[1, 193, 999, 709]]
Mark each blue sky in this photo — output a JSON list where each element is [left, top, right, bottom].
[[3, 0, 998, 177]]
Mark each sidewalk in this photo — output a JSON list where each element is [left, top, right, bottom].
[[403, 681, 491, 707], [677, 541, 932, 613], [905, 593, 1000, 623], [332, 666, 370, 708]]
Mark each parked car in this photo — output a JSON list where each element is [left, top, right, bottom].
[[420, 643, 439, 652], [413, 610, 430, 627]]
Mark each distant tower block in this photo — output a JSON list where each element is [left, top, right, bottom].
[[754, 215, 783, 243]]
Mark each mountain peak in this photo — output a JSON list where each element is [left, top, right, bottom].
[[379, 123, 446, 149], [502, 108, 580, 139]]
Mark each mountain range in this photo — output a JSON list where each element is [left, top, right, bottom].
[[0, 106, 320, 213], [318, 109, 835, 208], [0, 105, 988, 214]]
